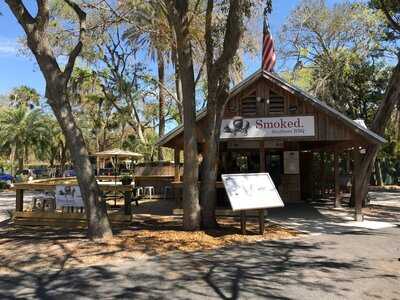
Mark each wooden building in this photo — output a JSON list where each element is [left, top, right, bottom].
[[157, 70, 386, 220]]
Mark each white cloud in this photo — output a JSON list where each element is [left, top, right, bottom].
[[0, 37, 20, 56]]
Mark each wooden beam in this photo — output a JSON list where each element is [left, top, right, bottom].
[[259, 209, 265, 235], [353, 149, 363, 221], [174, 148, 180, 181], [259, 141, 266, 172], [124, 191, 132, 215], [16, 189, 24, 212], [240, 211, 246, 234], [334, 151, 341, 207]]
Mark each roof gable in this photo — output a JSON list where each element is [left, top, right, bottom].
[[157, 69, 386, 146]]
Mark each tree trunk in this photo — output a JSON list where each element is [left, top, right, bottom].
[[5, 0, 113, 240], [10, 143, 16, 176], [59, 142, 67, 177], [48, 86, 113, 239], [157, 48, 166, 161], [199, 0, 247, 228], [168, 0, 201, 230], [17, 156, 23, 173], [17, 145, 24, 172], [374, 159, 384, 187], [171, 39, 183, 122], [355, 61, 400, 206], [200, 100, 225, 228]]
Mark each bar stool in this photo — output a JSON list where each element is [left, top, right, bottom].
[[134, 187, 144, 198], [144, 186, 155, 199]]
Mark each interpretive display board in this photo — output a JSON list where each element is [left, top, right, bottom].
[[221, 173, 284, 211], [55, 185, 84, 208]]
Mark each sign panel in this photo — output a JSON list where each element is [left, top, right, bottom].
[[221, 173, 284, 211], [284, 151, 300, 174], [220, 116, 315, 139], [227, 140, 284, 149], [55, 185, 84, 208]]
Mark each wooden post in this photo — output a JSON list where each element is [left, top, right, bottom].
[[240, 210, 246, 234], [334, 151, 341, 207], [124, 191, 132, 215], [259, 209, 265, 235], [259, 141, 266, 172], [320, 151, 325, 197], [96, 156, 100, 175], [174, 148, 180, 182], [16, 189, 24, 212], [353, 149, 363, 221]]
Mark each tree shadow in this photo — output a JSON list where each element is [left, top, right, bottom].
[[1, 231, 398, 299]]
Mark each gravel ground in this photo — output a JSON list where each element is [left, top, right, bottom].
[[0, 190, 399, 299], [0, 226, 398, 299]]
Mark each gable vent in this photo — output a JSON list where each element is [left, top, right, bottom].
[[241, 97, 257, 116], [269, 91, 284, 114]]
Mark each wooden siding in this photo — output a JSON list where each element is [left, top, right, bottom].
[[223, 77, 364, 143], [161, 75, 372, 149]]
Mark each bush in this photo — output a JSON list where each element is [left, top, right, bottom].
[[121, 175, 133, 185], [0, 181, 8, 190]]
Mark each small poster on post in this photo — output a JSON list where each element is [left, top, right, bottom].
[[55, 185, 84, 208], [284, 151, 300, 174]]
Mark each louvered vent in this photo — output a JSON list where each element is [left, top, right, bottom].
[[269, 91, 284, 114], [241, 97, 257, 116]]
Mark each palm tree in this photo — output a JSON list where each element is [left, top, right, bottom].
[[123, 2, 176, 161], [0, 105, 50, 175], [35, 117, 68, 173]]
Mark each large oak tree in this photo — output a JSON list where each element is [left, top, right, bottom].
[[6, 0, 113, 240], [200, 0, 255, 228]]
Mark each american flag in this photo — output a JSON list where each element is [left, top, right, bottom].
[[262, 9, 276, 72]]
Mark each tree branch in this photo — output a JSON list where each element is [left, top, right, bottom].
[[5, 0, 36, 33], [205, 0, 214, 79], [35, 0, 49, 30], [63, 0, 86, 80], [213, 0, 245, 79], [379, 1, 400, 33]]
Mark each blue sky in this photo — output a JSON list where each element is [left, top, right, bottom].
[[0, 1, 343, 97]]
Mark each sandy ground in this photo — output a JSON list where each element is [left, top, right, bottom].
[[0, 190, 399, 299]]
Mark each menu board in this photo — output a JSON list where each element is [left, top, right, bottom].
[[55, 185, 84, 208], [221, 173, 284, 211], [284, 151, 300, 174]]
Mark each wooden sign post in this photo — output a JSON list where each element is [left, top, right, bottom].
[[222, 173, 284, 235], [240, 209, 266, 235]]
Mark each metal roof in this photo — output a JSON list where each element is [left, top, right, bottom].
[[157, 69, 386, 146]]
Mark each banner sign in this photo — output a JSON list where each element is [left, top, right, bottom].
[[221, 173, 284, 211], [55, 185, 84, 208], [220, 116, 315, 139]]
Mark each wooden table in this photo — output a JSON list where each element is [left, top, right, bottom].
[[13, 180, 135, 215]]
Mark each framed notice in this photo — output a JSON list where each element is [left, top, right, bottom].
[[221, 173, 284, 211], [284, 151, 300, 174], [55, 185, 84, 208]]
